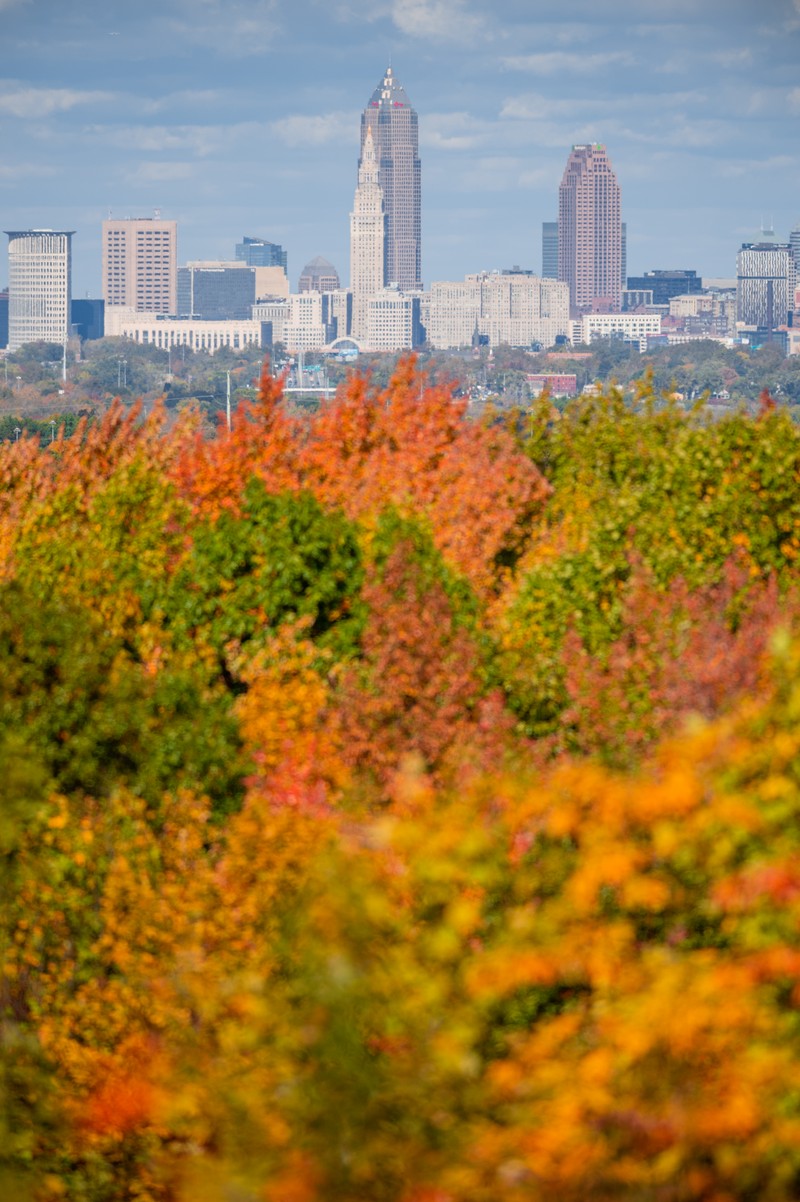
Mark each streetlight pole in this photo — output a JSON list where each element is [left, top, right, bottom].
[[226, 370, 231, 432], [50, 420, 56, 444]]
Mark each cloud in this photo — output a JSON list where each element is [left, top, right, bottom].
[[164, 0, 280, 54], [0, 0, 28, 9], [500, 90, 708, 121], [788, 87, 800, 111], [270, 111, 355, 147], [392, 0, 486, 41], [502, 50, 634, 73], [126, 161, 196, 183], [85, 123, 262, 157], [0, 162, 56, 182], [0, 85, 115, 118], [711, 47, 753, 67], [337, 0, 486, 42], [421, 112, 488, 150]]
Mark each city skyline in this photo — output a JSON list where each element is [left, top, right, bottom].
[[0, 0, 799, 296]]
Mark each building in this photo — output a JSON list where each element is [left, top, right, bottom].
[[298, 257, 340, 295], [252, 298, 289, 347], [177, 262, 255, 320], [321, 290, 352, 342], [235, 235, 287, 273], [547, 219, 627, 290], [558, 144, 622, 315], [541, 222, 558, 279], [361, 65, 421, 291], [0, 289, 8, 349], [282, 292, 327, 353], [5, 229, 73, 352], [71, 298, 104, 341], [577, 311, 661, 352], [526, 373, 578, 398], [364, 286, 423, 352], [102, 216, 177, 314], [104, 307, 262, 354], [736, 237, 794, 329], [427, 272, 569, 350], [350, 125, 386, 341], [626, 270, 702, 306]]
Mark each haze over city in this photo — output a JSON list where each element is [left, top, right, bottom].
[[1, 0, 799, 294]]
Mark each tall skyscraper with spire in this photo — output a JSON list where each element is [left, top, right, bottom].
[[361, 66, 421, 292], [558, 144, 622, 315], [350, 125, 386, 340]]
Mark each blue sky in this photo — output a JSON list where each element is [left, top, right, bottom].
[[1, 0, 799, 296]]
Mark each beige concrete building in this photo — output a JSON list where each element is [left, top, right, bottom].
[[104, 307, 261, 353], [577, 311, 661, 352], [102, 216, 177, 314], [5, 229, 72, 352], [350, 126, 386, 341], [427, 272, 569, 350], [364, 286, 417, 352], [283, 292, 327, 353]]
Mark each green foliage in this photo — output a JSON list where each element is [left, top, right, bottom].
[[166, 481, 366, 666]]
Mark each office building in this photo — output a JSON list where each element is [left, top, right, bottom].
[[5, 229, 73, 352], [577, 311, 661, 352], [298, 257, 340, 295], [236, 235, 287, 273], [177, 262, 255, 320], [737, 238, 794, 329], [322, 290, 352, 342], [627, 269, 702, 306], [542, 222, 558, 279], [361, 65, 422, 291], [558, 144, 622, 314], [102, 216, 177, 314], [350, 125, 386, 341], [427, 272, 569, 350], [364, 286, 423, 352], [283, 292, 327, 353], [71, 298, 104, 341], [104, 307, 262, 354], [548, 220, 627, 289]]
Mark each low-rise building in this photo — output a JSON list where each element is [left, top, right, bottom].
[[104, 307, 262, 353], [577, 312, 661, 352]]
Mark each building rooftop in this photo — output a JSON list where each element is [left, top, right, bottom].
[[367, 65, 413, 110]]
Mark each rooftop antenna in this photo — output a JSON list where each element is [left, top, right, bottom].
[[154, 207, 161, 220]]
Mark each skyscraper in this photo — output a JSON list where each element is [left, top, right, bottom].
[[236, 235, 287, 273], [737, 235, 794, 329], [350, 125, 386, 340], [102, 216, 177, 314], [361, 65, 421, 291], [5, 229, 73, 352], [557, 144, 622, 314]]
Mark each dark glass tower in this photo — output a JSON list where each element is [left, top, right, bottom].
[[360, 66, 422, 292]]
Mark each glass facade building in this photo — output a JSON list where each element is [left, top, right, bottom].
[[361, 66, 422, 292]]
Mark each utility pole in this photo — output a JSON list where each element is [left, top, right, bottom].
[[226, 370, 231, 432], [62, 339, 67, 384]]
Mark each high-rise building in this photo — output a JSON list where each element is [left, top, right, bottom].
[[5, 229, 73, 352], [102, 216, 177, 314], [350, 125, 386, 340], [790, 221, 800, 308], [736, 237, 794, 329], [557, 144, 622, 314], [236, 235, 287, 273], [298, 257, 340, 294], [361, 65, 421, 291], [542, 222, 558, 279], [626, 270, 702, 306], [177, 262, 255, 320], [546, 219, 626, 289], [0, 289, 8, 349]]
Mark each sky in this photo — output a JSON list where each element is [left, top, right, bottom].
[[1, 0, 799, 297]]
